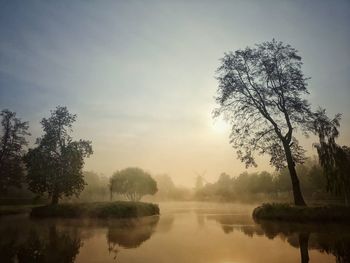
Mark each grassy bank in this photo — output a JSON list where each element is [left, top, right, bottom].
[[30, 201, 159, 218], [0, 205, 39, 216], [253, 203, 350, 222]]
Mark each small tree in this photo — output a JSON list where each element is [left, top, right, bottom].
[[313, 109, 350, 205], [25, 106, 93, 204], [110, 167, 157, 201], [215, 39, 315, 206], [0, 109, 30, 191]]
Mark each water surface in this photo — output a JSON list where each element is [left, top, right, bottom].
[[0, 202, 348, 262]]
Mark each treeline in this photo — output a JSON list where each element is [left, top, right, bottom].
[[0, 106, 184, 204], [1, 106, 349, 205], [195, 159, 333, 203], [72, 172, 191, 202]]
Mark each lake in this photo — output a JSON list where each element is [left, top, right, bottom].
[[0, 202, 348, 262]]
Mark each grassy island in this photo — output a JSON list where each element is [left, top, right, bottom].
[[0, 205, 38, 216], [30, 201, 159, 218], [253, 203, 350, 222]]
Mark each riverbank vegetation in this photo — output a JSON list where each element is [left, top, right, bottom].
[[30, 201, 159, 218], [194, 159, 334, 203], [252, 203, 350, 222], [0, 205, 38, 216]]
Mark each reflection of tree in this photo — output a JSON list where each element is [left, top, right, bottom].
[[311, 234, 350, 263], [156, 215, 174, 233], [298, 233, 310, 263], [254, 220, 350, 263], [17, 226, 82, 263], [0, 221, 82, 263], [106, 216, 159, 260], [207, 214, 350, 262], [206, 214, 262, 236]]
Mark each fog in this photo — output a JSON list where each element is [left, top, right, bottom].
[[1, 1, 350, 262], [1, 0, 350, 186]]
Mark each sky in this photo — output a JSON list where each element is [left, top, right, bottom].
[[1, 0, 349, 186]]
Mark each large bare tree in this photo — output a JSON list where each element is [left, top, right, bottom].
[[214, 39, 314, 206]]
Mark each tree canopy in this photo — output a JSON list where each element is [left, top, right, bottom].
[[25, 106, 93, 204], [0, 109, 30, 191], [110, 167, 157, 201], [313, 109, 350, 205], [214, 39, 315, 205]]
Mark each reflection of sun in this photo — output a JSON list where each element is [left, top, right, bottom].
[[212, 117, 230, 133]]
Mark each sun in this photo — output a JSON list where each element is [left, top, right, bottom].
[[212, 117, 230, 133]]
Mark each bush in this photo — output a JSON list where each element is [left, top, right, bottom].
[[253, 203, 350, 222], [30, 201, 159, 218]]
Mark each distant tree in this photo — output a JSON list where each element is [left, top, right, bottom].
[[77, 171, 109, 202], [154, 174, 176, 199], [273, 168, 292, 193], [0, 109, 30, 191], [215, 173, 233, 198], [313, 109, 350, 205], [25, 106, 93, 205], [215, 39, 315, 206], [306, 164, 326, 195], [253, 171, 274, 194], [110, 167, 157, 201]]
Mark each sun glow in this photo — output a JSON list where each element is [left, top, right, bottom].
[[212, 117, 230, 133]]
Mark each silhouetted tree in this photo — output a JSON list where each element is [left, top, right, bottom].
[[0, 109, 30, 191], [313, 109, 350, 205], [110, 167, 157, 201], [25, 106, 93, 205], [215, 39, 314, 206]]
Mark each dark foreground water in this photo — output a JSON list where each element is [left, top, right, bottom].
[[0, 202, 349, 263]]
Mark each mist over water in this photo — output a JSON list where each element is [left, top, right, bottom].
[[1, 1, 350, 263], [0, 202, 348, 263]]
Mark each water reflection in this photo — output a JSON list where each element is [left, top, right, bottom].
[[255, 220, 350, 263], [0, 203, 348, 263], [0, 217, 82, 263], [106, 216, 159, 260], [207, 213, 350, 263]]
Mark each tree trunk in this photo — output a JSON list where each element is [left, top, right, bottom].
[[283, 143, 307, 206], [51, 191, 59, 205]]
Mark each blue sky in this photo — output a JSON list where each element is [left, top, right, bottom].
[[1, 0, 349, 185]]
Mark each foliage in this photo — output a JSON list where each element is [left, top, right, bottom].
[[30, 201, 159, 218], [152, 174, 191, 201], [0, 109, 30, 191], [195, 159, 329, 202], [313, 109, 350, 205], [74, 171, 109, 202], [110, 167, 157, 201], [214, 39, 315, 205], [25, 106, 93, 205], [0, 205, 38, 216], [252, 203, 350, 222]]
